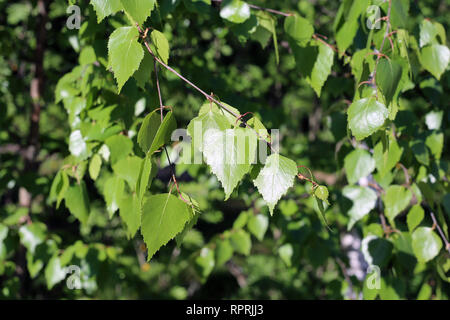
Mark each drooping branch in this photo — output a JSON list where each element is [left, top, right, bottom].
[[211, 0, 293, 17], [136, 24, 276, 153], [312, 34, 348, 57], [247, 3, 293, 17]]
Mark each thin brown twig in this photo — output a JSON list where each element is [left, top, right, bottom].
[[234, 112, 253, 125], [297, 165, 318, 187], [364, 51, 390, 60], [247, 3, 293, 17], [396, 162, 410, 186], [149, 34, 190, 205], [211, 0, 293, 17], [358, 80, 375, 88], [154, 59, 163, 122], [425, 204, 450, 254], [336, 257, 356, 300], [312, 34, 348, 57], [297, 173, 318, 187], [379, 211, 391, 236]]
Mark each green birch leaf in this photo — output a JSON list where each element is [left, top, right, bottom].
[[407, 204, 424, 232], [361, 235, 393, 268], [133, 51, 154, 89], [247, 214, 268, 241], [64, 182, 90, 224], [253, 154, 298, 215], [69, 130, 91, 160], [419, 19, 437, 48], [373, 134, 403, 177], [230, 229, 251, 255], [309, 42, 334, 97], [195, 247, 215, 279], [215, 238, 234, 266], [420, 44, 450, 80], [105, 134, 133, 165], [0, 224, 8, 243], [136, 155, 157, 205], [88, 154, 102, 181], [45, 255, 66, 289], [112, 156, 143, 190], [220, 0, 251, 24], [383, 185, 412, 222], [202, 128, 257, 199], [251, 11, 275, 50], [247, 116, 269, 142], [150, 30, 170, 64], [412, 227, 443, 262], [375, 59, 403, 106], [0, 242, 6, 262], [417, 283, 432, 300], [141, 193, 192, 260], [379, 277, 404, 300], [175, 194, 201, 246], [410, 139, 430, 166], [343, 186, 377, 230], [90, 0, 123, 23], [120, 0, 155, 25], [314, 197, 331, 229], [149, 111, 177, 154], [350, 48, 372, 82], [18, 223, 46, 255], [290, 43, 317, 78], [278, 243, 293, 267], [233, 211, 249, 229], [335, 0, 368, 54], [433, 21, 446, 45], [108, 26, 144, 92], [138, 110, 177, 154], [104, 176, 125, 218], [229, 11, 258, 41], [138, 110, 161, 153], [284, 14, 314, 46], [390, 0, 409, 29], [119, 193, 141, 238], [26, 252, 44, 278], [198, 101, 239, 128], [348, 98, 388, 140], [344, 149, 375, 184], [425, 131, 444, 159], [49, 170, 69, 208]]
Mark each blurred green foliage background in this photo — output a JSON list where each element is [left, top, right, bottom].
[[0, 0, 449, 299]]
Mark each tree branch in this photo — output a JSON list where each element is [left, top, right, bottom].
[[211, 0, 292, 17], [423, 203, 450, 254], [136, 24, 276, 153]]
